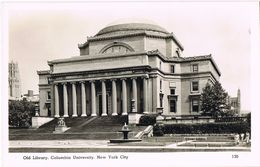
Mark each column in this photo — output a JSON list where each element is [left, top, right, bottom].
[[63, 83, 69, 117], [132, 78, 137, 112], [147, 78, 153, 113], [143, 77, 148, 114], [81, 81, 87, 117], [72, 82, 77, 117], [101, 80, 107, 116], [122, 79, 127, 115], [112, 79, 117, 116], [54, 84, 60, 117], [91, 81, 97, 116]]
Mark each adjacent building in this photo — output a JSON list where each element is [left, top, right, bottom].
[[38, 21, 221, 117], [22, 90, 39, 104], [9, 61, 22, 100], [229, 89, 241, 116]]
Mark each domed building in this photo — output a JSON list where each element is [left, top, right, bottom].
[[37, 20, 221, 118]]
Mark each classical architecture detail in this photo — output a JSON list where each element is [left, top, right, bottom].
[[38, 20, 221, 117]]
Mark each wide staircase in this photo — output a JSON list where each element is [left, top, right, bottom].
[[9, 116, 147, 140]]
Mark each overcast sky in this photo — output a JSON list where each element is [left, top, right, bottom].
[[7, 2, 255, 112]]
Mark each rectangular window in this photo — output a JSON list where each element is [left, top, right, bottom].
[[170, 88, 175, 95], [192, 81, 199, 92], [192, 99, 199, 112], [47, 91, 51, 100], [193, 64, 198, 72], [170, 65, 175, 73], [170, 99, 176, 113]]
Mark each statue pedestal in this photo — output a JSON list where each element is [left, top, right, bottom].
[[53, 117, 70, 133], [53, 126, 70, 134], [128, 112, 142, 125]]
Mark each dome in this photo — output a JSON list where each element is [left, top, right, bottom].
[[96, 18, 169, 36]]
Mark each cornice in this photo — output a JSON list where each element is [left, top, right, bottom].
[[50, 65, 152, 78]]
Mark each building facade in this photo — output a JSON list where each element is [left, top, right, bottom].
[[229, 89, 241, 116], [9, 61, 22, 100], [38, 21, 221, 117]]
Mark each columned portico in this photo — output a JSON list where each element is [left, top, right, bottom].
[[52, 75, 150, 117], [63, 83, 69, 117]]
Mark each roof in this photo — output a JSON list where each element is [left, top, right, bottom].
[[147, 50, 221, 76], [78, 22, 184, 50], [37, 70, 50, 75], [96, 23, 169, 36]]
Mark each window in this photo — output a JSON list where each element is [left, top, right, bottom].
[[192, 81, 199, 92], [102, 45, 131, 54], [160, 80, 162, 91], [170, 99, 176, 113], [159, 61, 162, 70], [192, 99, 199, 112], [170, 65, 175, 73], [170, 88, 175, 95], [47, 91, 51, 100], [192, 64, 198, 72]]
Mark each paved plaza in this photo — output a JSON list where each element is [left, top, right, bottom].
[[9, 139, 250, 152]]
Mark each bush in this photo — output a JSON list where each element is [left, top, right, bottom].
[[139, 114, 157, 126], [153, 124, 164, 136], [161, 122, 250, 134], [9, 99, 35, 127]]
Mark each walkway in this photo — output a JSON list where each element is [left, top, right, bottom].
[[9, 140, 251, 152]]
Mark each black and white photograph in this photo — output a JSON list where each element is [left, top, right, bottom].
[[1, 1, 260, 167]]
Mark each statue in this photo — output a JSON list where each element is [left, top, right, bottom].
[[57, 117, 66, 127], [53, 117, 69, 133]]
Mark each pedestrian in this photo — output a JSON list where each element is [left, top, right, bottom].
[[245, 132, 250, 144]]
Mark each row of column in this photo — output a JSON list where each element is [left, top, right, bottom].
[[54, 77, 148, 117]]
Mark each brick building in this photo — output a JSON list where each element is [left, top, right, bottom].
[[38, 21, 221, 117]]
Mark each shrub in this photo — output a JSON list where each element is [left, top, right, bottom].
[[159, 122, 250, 134], [9, 99, 35, 127], [153, 124, 164, 136], [139, 114, 157, 126]]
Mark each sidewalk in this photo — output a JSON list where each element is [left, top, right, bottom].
[[9, 140, 251, 152]]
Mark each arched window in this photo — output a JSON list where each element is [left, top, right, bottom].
[[100, 42, 134, 54]]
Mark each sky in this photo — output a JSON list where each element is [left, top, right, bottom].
[[7, 2, 256, 112]]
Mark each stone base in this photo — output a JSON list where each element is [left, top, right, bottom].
[[53, 126, 70, 133], [128, 113, 142, 124], [31, 117, 54, 129], [109, 139, 142, 143]]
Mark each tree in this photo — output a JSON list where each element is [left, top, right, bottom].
[[9, 99, 35, 127], [200, 81, 231, 117]]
